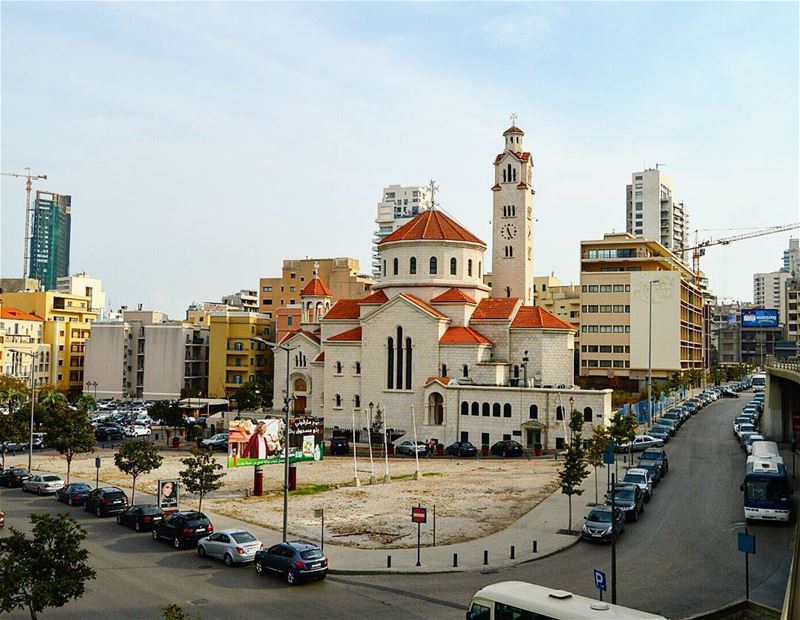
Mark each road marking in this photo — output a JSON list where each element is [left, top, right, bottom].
[[326, 576, 465, 610]]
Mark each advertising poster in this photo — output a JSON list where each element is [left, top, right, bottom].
[[157, 479, 179, 510], [742, 308, 779, 328], [227, 417, 324, 468]]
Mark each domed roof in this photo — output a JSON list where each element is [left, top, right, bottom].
[[379, 209, 485, 246], [300, 277, 332, 297], [502, 125, 525, 136]]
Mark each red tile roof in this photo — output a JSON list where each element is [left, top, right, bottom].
[[424, 376, 451, 386], [430, 288, 477, 304], [471, 298, 520, 320], [400, 293, 448, 318], [358, 290, 389, 305], [300, 277, 332, 297], [511, 306, 575, 330], [278, 329, 321, 345], [494, 151, 531, 165], [503, 125, 525, 135], [0, 307, 43, 322], [379, 209, 485, 246], [313, 352, 325, 362], [491, 184, 501, 191], [439, 326, 493, 345], [328, 326, 362, 342], [517, 182, 530, 189], [323, 299, 361, 320]]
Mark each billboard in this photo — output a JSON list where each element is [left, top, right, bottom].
[[227, 417, 324, 468], [742, 308, 778, 328], [157, 479, 179, 510]]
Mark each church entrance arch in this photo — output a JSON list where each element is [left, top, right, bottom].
[[428, 393, 444, 425]]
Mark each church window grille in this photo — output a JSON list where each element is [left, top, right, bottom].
[[450, 257, 457, 275], [429, 257, 437, 275], [387, 337, 394, 389], [396, 327, 404, 389]]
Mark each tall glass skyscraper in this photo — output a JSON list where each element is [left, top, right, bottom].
[[28, 190, 71, 290]]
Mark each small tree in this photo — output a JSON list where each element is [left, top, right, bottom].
[[114, 439, 163, 504], [75, 393, 97, 413], [179, 448, 225, 512], [162, 604, 200, 620], [0, 513, 96, 620], [0, 405, 27, 471], [557, 410, 589, 533], [43, 405, 95, 484], [585, 425, 610, 505], [608, 410, 637, 478]]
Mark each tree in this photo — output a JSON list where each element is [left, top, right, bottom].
[[75, 393, 96, 413], [585, 425, 611, 505], [0, 513, 96, 620], [234, 380, 273, 411], [608, 410, 637, 478], [151, 400, 183, 436], [557, 409, 589, 533], [114, 440, 163, 504], [43, 405, 96, 484], [179, 448, 225, 512], [0, 407, 27, 470]]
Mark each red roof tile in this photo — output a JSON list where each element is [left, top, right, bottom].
[[494, 151, 531, 165], [328, 326, 362, 342], [471, 298, 520, 320], [424, 376, 451, 386], [491, 184, 501, 191], [503, 125, 525, 135], [323, 299, 361, 320], [379, 210, 485, 246], [278, 329, 321, 345], [358, 290, 389, 305], [313, 352, 325, 362], [511, 306, 575, 330], [517, 182, 530, 189], [439, 326, 493, 345], [0, 307, 43, 322], [430, 288, 477, 304], [300, 277, 332, 297], [400, 293, 448, 318]]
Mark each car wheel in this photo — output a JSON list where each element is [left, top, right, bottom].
[[286, 569, 297, 585], [172, 537, 181, 549], [135, 521, 141, 532], [198, 545, 206, 558], [37, 487, 43, 496], [96, 506, 102, 517], [151, 530, 159, 541], [224, 553, 233, 567], [255, 560, 264, 574]]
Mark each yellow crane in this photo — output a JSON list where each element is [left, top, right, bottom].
[[1, 167, 48, 277]]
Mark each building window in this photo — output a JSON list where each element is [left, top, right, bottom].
[[584, 407, 593, 422], [334, 394, 342, 408], [450, 257, 457, 275], [461, 402, 469, 416], [556, 405, 565, 420], [468, 259, 473, 277], [441, 363, 447, 377], [287, 317, 293, 326], [529, 404, 538, 419], [503, 404, 512, 418], [383, 260, 386, 277], [393, 257, 399, 276], [354, 395, 361, 409], [492, 403, 501, 417], [335, 361, 342, 374], [471, 402, 479, 416], [355, 361, 361, 375], [430, 257, 438, 275], [462, 365, 468, 378], [482, 402, 490, 417], [387, 337, 394, 389], [410, 257, 417, 275]]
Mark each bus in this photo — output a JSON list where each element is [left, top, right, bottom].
[[751, 373, 766, 393], [743, 454, 793, 522], [466, 581, 667, 620]]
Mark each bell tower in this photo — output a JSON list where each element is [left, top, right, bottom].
[[491, 115, 534, 304]]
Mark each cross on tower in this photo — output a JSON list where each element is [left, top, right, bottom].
[[427, 179, 439, 211], [509, 112, 518, 127], [313, 261, 320, 278]]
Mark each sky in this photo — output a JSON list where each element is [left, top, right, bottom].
[[2, 2, 798, 318]]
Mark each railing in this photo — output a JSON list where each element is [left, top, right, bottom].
[[782, 511, 800, 620], [766, 355, 800, 373]]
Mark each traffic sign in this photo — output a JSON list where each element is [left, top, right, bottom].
[[738, 532, 755, 554], [411, 506, 427, 524], [602, 450, 615, 465], [593, 569, 607, 592]]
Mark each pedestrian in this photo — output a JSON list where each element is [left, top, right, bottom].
[[427, 438, 435, 457]]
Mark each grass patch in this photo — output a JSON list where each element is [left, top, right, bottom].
[[289, 483, 330, 496], [422, 472, 443, 477], [389, 471, 443, 481]]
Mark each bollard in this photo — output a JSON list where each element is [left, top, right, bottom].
[[510, 545, 515, 560], [453, 553, 458, 568], [387, 555, 392, 569], [483, 550, 488, 565], [532, 540, 538, 553]]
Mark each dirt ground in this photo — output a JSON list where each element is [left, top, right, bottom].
[[17, 448, 559, 549]]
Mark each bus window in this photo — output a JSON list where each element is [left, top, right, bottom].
[[496, 602, 551, 620], [467, 602, 490, 620]]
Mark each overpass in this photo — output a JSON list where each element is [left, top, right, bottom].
[[762, 356, 800, 443]]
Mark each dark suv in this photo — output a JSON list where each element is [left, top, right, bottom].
[[255, 540, 328, 584], [152, 511, 213, 549], [0, 468, 30, 488], [639, 448, 669, 475], [95, 424, 125, 441], [328, 436, 349, 456], [605, 483, 644, 522], [84, 487, 129, 517], [489, 440, 523, 457], [117, 504, 164, 532]]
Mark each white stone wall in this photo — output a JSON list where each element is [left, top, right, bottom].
[[430, 303, 473, 327], [469, 320, 512, 361], [84, 322, 128, 399], [510, 329, 574, 386], [320, 319, 360, 342], [322, 341, 363, 417], [439, 344, 493, 383], [272, 334, 320, 409]]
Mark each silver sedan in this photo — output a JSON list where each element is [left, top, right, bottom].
[[22, 474, 64, 495], [197, 529, 263, 566]]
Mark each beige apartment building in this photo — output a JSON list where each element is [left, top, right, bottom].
[[534, 276, 581, 377], [0, 306, 51, 388], [579, 233, 704, 390]]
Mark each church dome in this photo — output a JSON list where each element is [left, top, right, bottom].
[[379, 209, 485, 247]]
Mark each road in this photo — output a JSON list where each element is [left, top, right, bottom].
[[0, 392, 794, 619]]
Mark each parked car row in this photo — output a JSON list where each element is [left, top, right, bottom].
[[734, 392, 765, 454]]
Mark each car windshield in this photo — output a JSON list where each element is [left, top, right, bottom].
[[231, 532, 257, 543], [641, 452, 662, 461], [300, 549, 323, 560], [624, 474, 646, 484], [610, 489, 634, 501], [588, 510, 612, 523]]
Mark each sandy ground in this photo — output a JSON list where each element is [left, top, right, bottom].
[[14, 448, 559, 549]]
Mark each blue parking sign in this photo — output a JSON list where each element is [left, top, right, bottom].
[[738, 532, 755, 554], [593, 569, 607, 591]]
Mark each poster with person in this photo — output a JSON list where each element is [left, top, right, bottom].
[[158, 479, 179, 510], [227, 417, 324, 468]]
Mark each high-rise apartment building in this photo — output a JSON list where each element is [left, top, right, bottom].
[[207, 312, 271, 399], [579, 232, 704, 390], [373, 185, 432, 277], [221, 290, 259, 312], [753, 271, 790, 323], [785, 281, 800, 346], [625, 169, 688, 258], [29, 191, 71, 290], [782, 238, 799, 278]]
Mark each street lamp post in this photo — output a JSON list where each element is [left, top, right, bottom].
[[648, 280, 660, 431], [569, 396, 575, 439], [10, 350, 36, 472], [252, 336, 295, 542], [522, 350, 529, 387], [351, 407, 360, 487], [379, 403, 390, 483]]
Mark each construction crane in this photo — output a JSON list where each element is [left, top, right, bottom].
[[1, 167, 48, 277], [686, 222, 800, 280]]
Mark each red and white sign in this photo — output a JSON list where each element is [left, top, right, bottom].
[[411, 506, 427, 524]]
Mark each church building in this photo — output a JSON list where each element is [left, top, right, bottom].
[[273, 123, 612, 450]]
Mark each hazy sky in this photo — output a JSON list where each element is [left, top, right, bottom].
[[2, 2, 798, 317]]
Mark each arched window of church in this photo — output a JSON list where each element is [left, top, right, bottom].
[[383, 260, 386, 277], [512, 168, 517, 182], [450, 257, 457, 275], [471, 402, 479, 416], [354, 395, 361, 409], [441, 363, 447, 377], [556, 405, 565, 420], [335, 361, 342, 374], [410, 257, 417, 275], [493, 403, 501, 417], [502, 168, 507, 183], [509, 246, 514, 258], [387, 337, 394, 389], [503, 403, 512, 418], [461, 401, 468, 416], [529, 404, 538, 419], [396, 326, 404, 389], [393, 257, 399, 276], [506, 163, 512, 181], [513, 365, 519, 379], [584, 407, 593, 422], [482, 402, 490, 417], [334, 394, 342, 408], [405, 336, 412, 389], [506, 286, 511, 297], [355, 361, 361, 375], [429, 257, 437, 275], [468, 259, 473, 277]]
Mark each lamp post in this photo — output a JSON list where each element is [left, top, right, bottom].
[[252, 336, 295, 542], [522, 350, 529, 387], [379, 403, 390, 483], [9, 350, 36, 472], [569, 396, 575, 440], [351, 407, 360, 487], [366, 403, 376, 484], [648, 280, 660, 431]]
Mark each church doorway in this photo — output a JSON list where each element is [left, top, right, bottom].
[[428, 393, 444, 425], [294, 396, 307, 414]]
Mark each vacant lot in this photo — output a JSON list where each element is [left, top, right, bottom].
[[22, 448, 559, 548]]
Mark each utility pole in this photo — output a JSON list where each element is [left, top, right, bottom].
[[648, 280, 660, 431], [1, 168, 48, 277]]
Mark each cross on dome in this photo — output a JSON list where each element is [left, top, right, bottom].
[[510, 112, 518, 127], [428, 179, 439, 211]]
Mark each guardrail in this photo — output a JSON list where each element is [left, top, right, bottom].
[[766, 356, 800, 373], [781, 499, 800, 619]]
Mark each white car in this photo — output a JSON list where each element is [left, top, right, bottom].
[[197, 529, 263, 565], [125, 424, 151, 437], [22, 474, 64, 495], [620, 435, 664, 452]]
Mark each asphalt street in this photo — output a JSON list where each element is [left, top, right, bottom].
[[0, 391, 794, 619]]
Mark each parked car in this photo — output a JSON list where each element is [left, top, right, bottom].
[[648, 427, 671, 443], [622, 468, 653, 502], [84, 486, 129, 517], [56, 482, 93, 506], [0, 467, 30, 488], [1, 441, 26, 454], [124, 424, 151, 437], [735, 423, 756, 441], [327, 436, 349, 456], [395, 440, 426, 456], [152, 511, 214, 549], [116, 504, 164, 532], [197, 529, 263, 565], [489, 440, 524, 457], [254, 540, 328, 584], [22, 474, 64, 495], [605, 483, 644, 522], [31, 433, 47, 449], [581, 505, 625, 543], [95, 424, 125, 441], [655, 418, 678, 435], [619, 435, 663, 452], [445, 441, 478, 457], [638, 448, 669, 475], [721, 388, 739, 398], [200, 433, 229, 451], [636, 460, 663, 487]]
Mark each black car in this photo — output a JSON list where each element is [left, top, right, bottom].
[[152, 511, 213, 549], [636, 460, 663, 487], [638, 448, 669, 475], [117, 504, 164, 532], [489, 440, 524, 457], [56, 482, 93, 506], [581, 505, 625, 542], [95, 424, 125, 441], [444, 441, 478, 457], [0, 468, 30, 488], [328, 436, 349, 456], [84, 486, 129, 517], [255, 540, 328, 585], [605, 483, 644, 522], [721, 388, 739, 398]]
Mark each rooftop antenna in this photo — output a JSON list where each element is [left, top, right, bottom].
[[427, 179, 439, 211], [655, 162, 666, 170]]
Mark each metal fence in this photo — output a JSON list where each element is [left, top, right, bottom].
[[616, 388, 688, 424]]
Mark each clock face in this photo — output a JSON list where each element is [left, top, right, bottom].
[[500, 223, 518, 239]]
